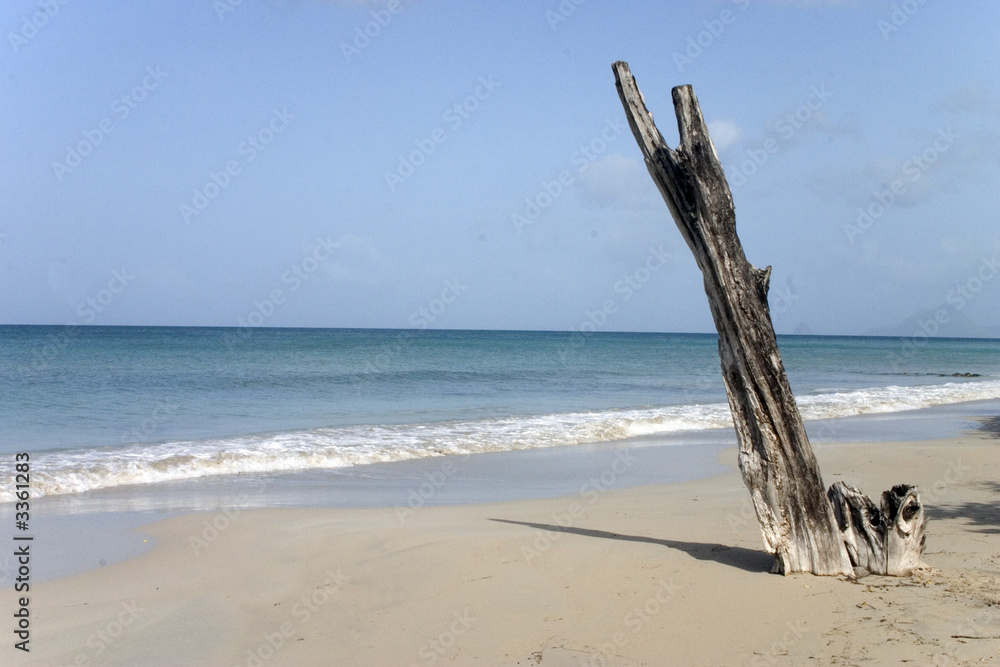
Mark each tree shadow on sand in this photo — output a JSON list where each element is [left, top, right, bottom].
[[976, 416, 1000, 438], [489, 519, 773, 573], [925, 481, 1000, 535], [924, 418, 1000, 534]]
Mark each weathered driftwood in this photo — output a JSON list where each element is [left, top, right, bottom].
[[828, 482, 926, 576], [611, 61, 926, 577]]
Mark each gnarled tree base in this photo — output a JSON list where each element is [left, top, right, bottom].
[[767, 483, 927, 577], [827, 482, 926, 576]]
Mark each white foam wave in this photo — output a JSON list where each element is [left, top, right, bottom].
[[3, 379, 999, 501], [795, 380, 1000, 420]]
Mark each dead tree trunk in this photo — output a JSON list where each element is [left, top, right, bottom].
[[611, 61, 926, 577]]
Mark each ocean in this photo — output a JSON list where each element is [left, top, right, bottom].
[[2, 325, 1000, 504]]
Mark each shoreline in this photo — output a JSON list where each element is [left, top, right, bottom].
[[10, 397, 1000, 515], [2, 399, 998, 586], [4, 437, 732, 585], [6, 428, 1000, 665]]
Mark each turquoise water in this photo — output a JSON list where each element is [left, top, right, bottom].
[[2, 326, 999, 501]]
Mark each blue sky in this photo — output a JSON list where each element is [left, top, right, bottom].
[[1, 0, 998, 336]]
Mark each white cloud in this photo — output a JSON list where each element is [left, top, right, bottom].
[[707, 119, 744, 151], [317, 234, 391, 285], [932, 82, 1000, 117]]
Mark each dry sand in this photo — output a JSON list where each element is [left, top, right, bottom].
[[9, 432, 1000, 666]]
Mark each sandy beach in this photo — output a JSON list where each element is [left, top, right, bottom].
[[9, 428, 1000, 666]]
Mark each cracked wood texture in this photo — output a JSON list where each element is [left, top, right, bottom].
[[611, 61, 854, 576], [828, 482, 927, 576]]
